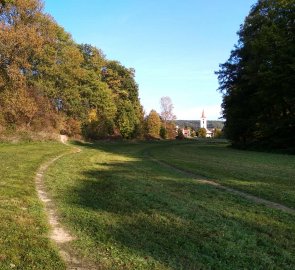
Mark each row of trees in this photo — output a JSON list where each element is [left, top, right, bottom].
[[145, 96, 225, 139], [0, 0, 224, 141], [0, 0, 144, 139], [145, 97, 224, 139], [216, 0, 294, 151], [145, 97, 177, 139]]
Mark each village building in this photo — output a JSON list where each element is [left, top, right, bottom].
[[200, 110, 213, 138], [176, 110, 219, 138], [182, 128, 191, 137], [176, 125, 191, 138]]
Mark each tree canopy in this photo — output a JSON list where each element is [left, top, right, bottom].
[[160, 96, 176, 128], [160, 96, 176, 139], [0, 0, 144, 139], [216, 0, 295, 151], [146, 110, 161, 139]]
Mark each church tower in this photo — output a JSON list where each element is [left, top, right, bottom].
[[200, 109, 207, 129]]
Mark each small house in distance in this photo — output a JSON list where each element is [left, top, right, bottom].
[[175, 126, 191, 138], [182, 128, 191, 137]]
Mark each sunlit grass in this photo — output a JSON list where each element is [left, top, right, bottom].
[[0, 142, 69, 270], [149, 140, 295, 208], [2, 135, 294, 269], [44, 141, 295, 269]]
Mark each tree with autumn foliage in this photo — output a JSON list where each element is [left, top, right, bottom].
[[102, 61, 144, 138], [159, 96, 177, 139], [198, 128, 207, 138], [0, 0, 54, 128], [146, 110, 161, 139], [160, 97, 176, 128], [0, 0, 144, 140]]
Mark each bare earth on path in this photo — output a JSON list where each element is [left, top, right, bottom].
[[149, 156, 295, 215], [35, 136, 96, 270], [35, 139, 294, 269]]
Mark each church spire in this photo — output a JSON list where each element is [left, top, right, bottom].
[[200, 109, 207, 129], [201, 109, 206, 118]]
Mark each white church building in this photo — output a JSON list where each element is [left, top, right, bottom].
[[200, 110, 213, 138]]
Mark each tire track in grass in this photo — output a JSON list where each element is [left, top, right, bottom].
[[35, 136, 96, 270], [148, 155, 295, 215]]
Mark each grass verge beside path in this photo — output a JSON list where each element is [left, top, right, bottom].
[[44, 141, 295, 269], [148, 140, 295, 209], [0, 142, 69, 270]]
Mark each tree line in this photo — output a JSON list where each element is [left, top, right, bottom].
[[0, 0, 145, 139], [216, 0, 294, 152]]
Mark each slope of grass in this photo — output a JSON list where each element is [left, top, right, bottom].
[[44, 141, 295, 269], [0, 142, 69, 270], [148, 140, 295, 208]]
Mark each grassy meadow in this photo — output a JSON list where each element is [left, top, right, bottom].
[[43, 140, 295, 269], [148, 140, 295, 208], [0, 142, 69, 270]]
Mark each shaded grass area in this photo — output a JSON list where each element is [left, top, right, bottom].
[[44, 141, 295, 269], [0, 142, 69, 270], [148, 140, 295, 208]]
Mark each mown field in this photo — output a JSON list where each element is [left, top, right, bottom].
[[43, 140, 295, 269], [1, 140, 294, 269], [0, 142, 69, 270], [148, 140, 295, 208]]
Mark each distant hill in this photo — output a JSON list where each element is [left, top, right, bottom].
[[175, 120, 224, 130]]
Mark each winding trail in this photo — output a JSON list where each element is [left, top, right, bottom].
[[35, 140, 294, 268], [148, 155, 295, 215], [35, 136, 95, 270]]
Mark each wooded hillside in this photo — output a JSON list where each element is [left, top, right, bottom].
[[0, 0, 144, 139]]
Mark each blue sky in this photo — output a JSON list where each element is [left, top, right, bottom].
[[44, 0, 256, 120]]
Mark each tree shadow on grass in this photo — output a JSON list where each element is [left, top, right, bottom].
[[65, 169, 223, 268], [64, 141, 295, 269]]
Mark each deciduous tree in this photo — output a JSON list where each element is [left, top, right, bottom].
[[216, 0, 295, 150], [198, 128, 207, 138], [0, 0, 144, 140], [160, 96, 176, 129], [146, 110, 161, 139]]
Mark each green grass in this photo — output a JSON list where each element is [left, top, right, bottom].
[[0, 142, 69, 270], [44, 141, 295, 269], [148, 140, 295, 208]]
